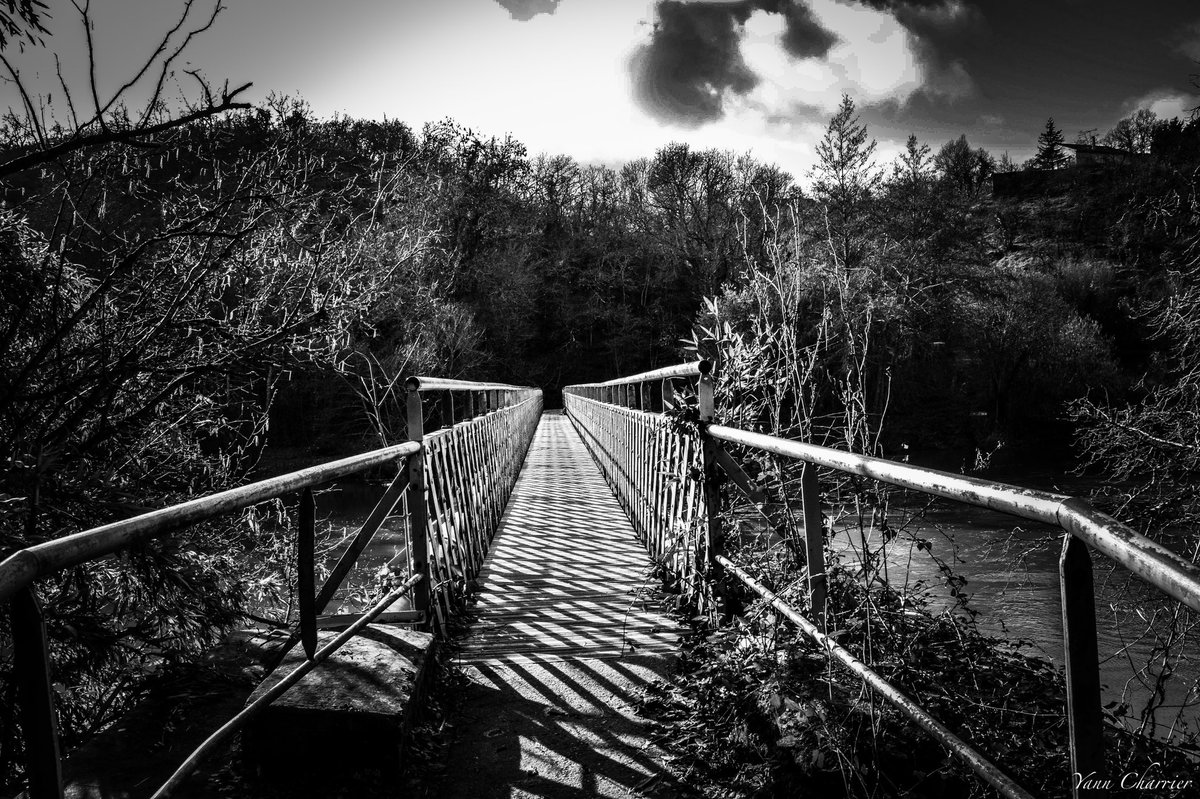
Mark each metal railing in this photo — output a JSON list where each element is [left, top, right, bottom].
[[0, 376, 541, 799], [564, 362, 713, 605], [405, 378, 542, 625], [564, 362, 1200, 799]]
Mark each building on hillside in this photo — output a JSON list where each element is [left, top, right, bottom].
[[992, 144, 1150, 198], [1063, 143, 1145, 167]]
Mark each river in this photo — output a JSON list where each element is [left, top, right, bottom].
[[824, 459, 1199, 741], [310, 460, 1199, 741]]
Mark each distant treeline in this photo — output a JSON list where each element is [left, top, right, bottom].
[[4, 85, 1200, 787]]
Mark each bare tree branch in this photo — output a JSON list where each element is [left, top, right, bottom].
[[0, 82, 251, 178]]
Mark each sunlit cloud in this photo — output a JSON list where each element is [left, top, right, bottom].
[[628, 0, 974, 129], [1126, 89, 1200, 122]]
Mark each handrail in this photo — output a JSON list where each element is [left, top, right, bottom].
[[405, 376, 532, 392], [0, 441, 421, 605], [563, 360, 711, 389], [5, 373, 542, 799], [563, 374, 1200, 799], [706, 424, 1200, 612]]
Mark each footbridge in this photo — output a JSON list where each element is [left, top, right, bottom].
[[4, 363, 1200, 798]]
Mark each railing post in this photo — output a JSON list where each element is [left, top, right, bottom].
[[465, 390, 475, 421], [298, 487, 317, 659], [1061, 534, 1104, 797], [801, 461, 826, 632], [407, 389, 431, 623], [697, 365, 723, 609], [11, 586, 63, 799], [662, 378, 676, 410]]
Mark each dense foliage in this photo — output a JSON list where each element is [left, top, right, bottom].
[[1, 20, 1200, 787]]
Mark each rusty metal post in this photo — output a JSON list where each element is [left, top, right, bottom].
[[800, 461, 826, 631], [298, 488, 317, 659], [1061, 534, 1104, 797], [697, 366, 722, 605], [407, 390, 430, 622], [12, 586, 63, 799]]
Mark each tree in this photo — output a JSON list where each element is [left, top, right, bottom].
[[0, 0, 45, 49], [934, 134, 995, 199], [811, 93, 880, 267], [0, 1, 251, 178], [1102, 108, 1158, 154], [1033, 117, 1069, 170], [883, 134, 937, 253], [891, 133, 934, 190]]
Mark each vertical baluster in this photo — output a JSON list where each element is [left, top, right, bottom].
[[698, 367, 721, 611], [800, 462, 826, 632], [11, 586, 63, 799], [426, 443, 461, 588], [406, 388, 430, 624], [298, 487, 317, 659], [423, 448, 453, 624], [1061, 534, 1104, 797]]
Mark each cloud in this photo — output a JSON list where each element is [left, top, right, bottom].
[[734, 1, 927, 117], [1172, 20, 1200, 62], [629, 0, 839, 126], [760, 0, 839, 58], [494, 0, 561, 21], [1127, 89, 1200, 122], [630, 0, 975, 127]]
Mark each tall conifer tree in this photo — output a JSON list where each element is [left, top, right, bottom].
[[1034, 117, 1069, 170]]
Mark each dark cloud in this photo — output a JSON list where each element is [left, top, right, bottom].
[[756, 0, 839, 58], [630, 1, 839, 126], [854, 0, 954, 10], [494, 0, 560, 22]]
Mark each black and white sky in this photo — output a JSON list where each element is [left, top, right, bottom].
[[7, 0, 1200, 179]]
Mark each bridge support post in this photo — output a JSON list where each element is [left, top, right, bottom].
[[11, 585, 63, 799], [1061, 535, 1104, 797], [697, 365, 723, 613], [407, 390, 431, 626], [800, 462, 826, 632]]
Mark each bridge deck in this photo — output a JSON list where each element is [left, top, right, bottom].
[[457, 410, 680, 663], [436, 411, 682, 797]]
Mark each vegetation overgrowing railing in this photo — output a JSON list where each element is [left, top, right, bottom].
[[0, 376, 541, 799], [564, 363, 1200, 799]]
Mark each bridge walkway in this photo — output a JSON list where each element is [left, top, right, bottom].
[[432, 411, 683, 798]]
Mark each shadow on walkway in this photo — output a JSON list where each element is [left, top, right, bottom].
[[431, 654, 688, 799]]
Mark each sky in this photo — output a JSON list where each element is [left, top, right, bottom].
[[4, 0, 1200, 181]]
